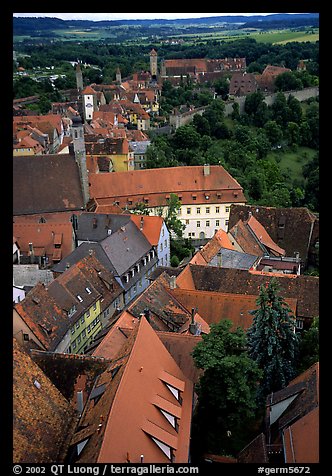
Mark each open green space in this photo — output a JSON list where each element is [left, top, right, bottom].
[[268, 146, 316, 180]]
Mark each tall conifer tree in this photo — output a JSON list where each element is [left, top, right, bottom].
[[247, 278, 299, 403]]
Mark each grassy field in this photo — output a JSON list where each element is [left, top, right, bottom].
[[249, 29, 319, 44], [171, 27, 319, 45], [268, 146, 316, 180]]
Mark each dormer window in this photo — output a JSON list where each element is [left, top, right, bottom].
[[68, 305, 77, 317]]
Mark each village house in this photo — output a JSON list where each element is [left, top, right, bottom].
[[13, 114, 65, 153], [13, 221, 75, 268], [53, 219, 159, 306], [229, 71, 258, 97], [228, 204, 319, 271], [175, 263, 319, 331], [88, 164, 246, 240], [84, 136, 134, 173], [74, 212, 170, 267], [159, 57, 246, 85], [67, 315, 194, 463], [13, 253, 124, 354], [255, 65, 292, 93]]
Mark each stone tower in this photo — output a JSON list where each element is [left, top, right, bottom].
[[150, 48, 158, 80], [116, 67, 122, 84], [76, 62, 83, 92], [71, 115, 89, 207]]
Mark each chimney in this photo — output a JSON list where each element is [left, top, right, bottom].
[[29, 242, 35, 263], [66, 262, 70, 269], [77, 390, 84, 416], [203, 163, 210, 176], [191, 308, 195, 325], [143, 308, 150, 323], [189, 307, 197, 335], [169, 275, 176, 290], [92, 217, 97, 229], [140, 216, 144, 231], [217, 251, 222, 267]]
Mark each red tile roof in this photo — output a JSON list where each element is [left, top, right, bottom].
[[89, 165, 246, 208], [247, 215, 285, 256], [130, 214, 164, 246], [282, 406, 319, 463], [170, 288, 297, 331], [13, 339, 76, 463], [96, 316, 193, 463], [13, 222, 74, 262], [199, 228, 234, 263], [74, 316, 193, 463]]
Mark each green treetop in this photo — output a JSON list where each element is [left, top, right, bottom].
[[247, 278, 299, 403], [191, 320, 262, 457]]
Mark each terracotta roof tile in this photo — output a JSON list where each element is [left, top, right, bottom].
[[89, 165, 246, 208], [13, 339, 76, 463], [199, 229, 234, 263], [13, 222, 74, 262], [282, 407, 319, 463], [178, 264, 318, 322], [247, 215, 285, 256], [73, 316, 193, 463], [130, 214, 164, 246]]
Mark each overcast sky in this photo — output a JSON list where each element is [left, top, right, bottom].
[[13, 13, 292, 21]]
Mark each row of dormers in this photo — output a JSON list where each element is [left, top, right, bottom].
[[122, 250, 156, 284]]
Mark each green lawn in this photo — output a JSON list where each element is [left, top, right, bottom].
[[268, 146, 316, 180]]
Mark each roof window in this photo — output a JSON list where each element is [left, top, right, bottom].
[[85, 287, 92, 294], [77, 295, 83, 302]]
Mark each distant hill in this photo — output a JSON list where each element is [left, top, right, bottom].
[[13, 13, 319, 35]]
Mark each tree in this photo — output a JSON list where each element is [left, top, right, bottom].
[[159, 193, 185, 239], [191, 320, 262, 458], [247, 278, 299, 403], [264, 120, 283, 147], [274, 71, 303, 92], [244, 91, 265, 118], [296, 317, 319, 374]]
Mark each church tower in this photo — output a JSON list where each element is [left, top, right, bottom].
[[150, 48, 158, 80], [76, 62, 83, 92], [71, 115, 89, 207], [116, 67, 122, 84]]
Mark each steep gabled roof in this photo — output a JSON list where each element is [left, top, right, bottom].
[[170, 288, 297, 331], [13, 154, 84, 215], [178, 264, 318, 321], [13, 221, 74, 261], [228, 205, 318, 261], [130, 214, 165, 246], [14, 282, 69, 351], [247, 215, 285, 256], [72, 316, 193, 463], [89, 165, 246, 206], [282, 406, 319, 463], [100, 220, 153, 276], [199, 228, 234, 263], [76, 212, 131, 243], [228, 218, 266, 256], [13, 339, 76, 463]]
